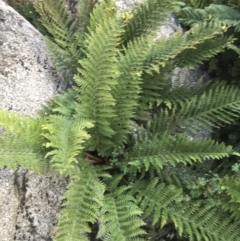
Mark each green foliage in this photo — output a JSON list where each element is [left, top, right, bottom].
[[42, 115, 94, 175], [121, 0, 180, 44], [2, 0, 240, 240], [0, 109, 48, 173], [54, 164, 105, 241]]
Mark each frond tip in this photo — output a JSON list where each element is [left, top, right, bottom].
[[54, 167, 105, 241], [42, 116, 94, 175], [126, 132, 237, 172], [98, 185, 146, 241]]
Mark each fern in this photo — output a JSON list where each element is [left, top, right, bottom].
[[133, 178, 240, 241], [3, 0, 240, 240], [110, 36, 151, 146], [42, 115, 93, 175], [122, 0, 180, 44], [179, 4, 240, 32], [0, 110, 48, 172], [34, 0, 87, 79], [124, 131, 237, 173], [54, 164, 105, 241], [149, 84, 240, 136], [98, 185, 146, 241], [74, 9, 124, 152]]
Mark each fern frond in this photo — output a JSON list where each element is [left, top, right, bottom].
[[125, 132, 236, 172], [34, 0, 85, 78], [165, 84, 240, 135], [34, 0, 74, 47], [110, 36, 151, 145], [42, 115, 94, 175], [143, 21, 234, 73], [16, 3, 49, 35], [74, 3, 124, 152], [133, 178, 240, 241], [76, 0, 96, 34], [0, 109, 44, 145], [44, 39, 80, 79], [122, 0, 180, 44], [179, 4, 240, 31], [138, 68, 209, 116], [174, 34, 235, 68], [0, 110, 49, 172], [220, 175, 240, 203], [0, 132, 48, 173], [97, 184, 146, 241], [132, 179, 183, 226], [88, 0, 117, 32], [189, 0, 207, 9], [54, 165, 105, 241]]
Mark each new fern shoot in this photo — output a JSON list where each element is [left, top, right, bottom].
[[1, 0, 240, 240]]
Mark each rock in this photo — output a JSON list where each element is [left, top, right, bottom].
[[0, 0, 67, 116], [0, 1, 68, 240], [13, 169, 68, 241], [0, 168, 68, 241]]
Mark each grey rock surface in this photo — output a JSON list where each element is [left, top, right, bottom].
[[0, 1, 68, 241], [0, 168, 68, 241], [13, 170, 68, 241], [0, 0, 67, 116]]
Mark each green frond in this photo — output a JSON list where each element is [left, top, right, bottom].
[[125, 132, 236, 172], [165, 84, 240, 135], [44, 39, 80, 79], [188, 0, 207, 9], [88, 0, 117, 32], [132, 179, 182, 226], [156, 75, 209, 106], [110, 36, 151, 145], [97, 184, 146, 241], [0, 109, 44, 145], [34, 0, 85, 79], [138, 68, 209, 116], [0, 110, 49, 172], [133, 179, 240, 241], [174, 34, 235, 68], [34, 0, 74, 47], [77, 0, 95, 34], [220, 175, 240, 203], [15, 3, 49, 35], [74, 4, 124, 152], [179, 4, 240, 31], [122, 0, 180, 44], [143, 21, 234, 73], [54, 166, 105, 241], [0, 132, 48, 173], [42, 115, 94, 175]]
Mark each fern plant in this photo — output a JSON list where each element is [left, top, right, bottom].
[[2, 0, 240, 240]]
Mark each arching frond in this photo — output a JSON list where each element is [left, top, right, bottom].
[[42, 115, 94, 175], [54, 165, 105, 241], [167, 84, 240, 135], [125, 132, 237, 173], [110, 36, 151, 145], [0, 132, 48, 173], [133, 178, 240, 241], [0, 110, 48, 172], [143, 21, 234, 73], [122, 0, 180, 44], [74, 2, 124, 152], [34, 0, 86, 78], [179, 4, 240, 31], [97, 184, 146, 241]]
